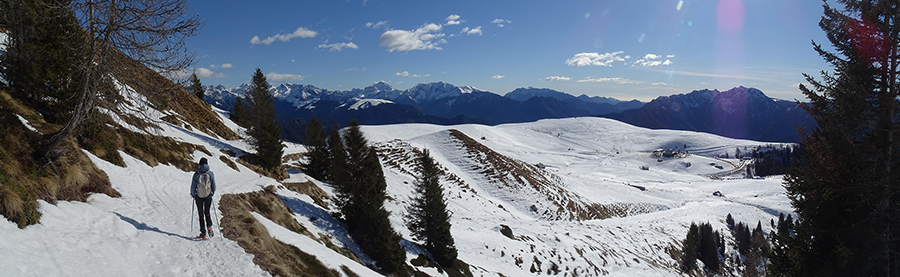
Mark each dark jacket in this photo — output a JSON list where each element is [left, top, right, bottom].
[[190, 164, 216, 198]]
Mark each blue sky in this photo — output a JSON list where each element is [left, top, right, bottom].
[[185, 0, 830, 101]]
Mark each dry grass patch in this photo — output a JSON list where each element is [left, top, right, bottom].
[[0, 92, 119, 228], [77, 112, 211, 172], [107, 51, 237, 141], [282, 152, 306, 174], [237, 154, 288, 180], [282, 181, 330, 209], [219, 188, 343, 277], [219, 156, 239, 172]]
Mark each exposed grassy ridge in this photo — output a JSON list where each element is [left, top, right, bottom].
[[77, 111, 212, 172], [447, 129, 638, 220], [0, 90, 119, 228], [107, 51, 238, 141], [219, 185, 360, 277]]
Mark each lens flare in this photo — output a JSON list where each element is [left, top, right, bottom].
[[717, 0, 744, 32], [676, 0, 684, 11]]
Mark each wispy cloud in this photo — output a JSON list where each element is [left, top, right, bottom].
[[445, 14, 462, 25], [365, 21, 389, 29], [652, 82, 669, 86], [317, 42, 359, 52], [577, 77, 642, 84], [380, 23, 445, 52], [250, 27, 317, 45], [266, 73, 305, 82], [461, 26, 482, 36], [633, 53, 673, 67], [659, 69, 770, 81], [545, 76, 571, 81], [491, 19, 512, 27], [566, 51, 626, 67], [395, 71, 430, 77], [492, 75, 505, 79], [209, 63, 232, 69]]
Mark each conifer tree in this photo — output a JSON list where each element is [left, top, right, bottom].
[[245, 69, 283, 169], [327, 129, 350, 207], [697, 222, 719, 273], [406, 149, 458, 267], [190, 72, 204, 101], [1, 0, 85, 125], [772, 1, 900, 275], [331, 120, 407, 274], [681, 223, 700, 272], [302, 116, 330, 182], [230, 97, 247, 127]]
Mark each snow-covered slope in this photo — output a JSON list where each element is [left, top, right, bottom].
[[1, 77, 792, 276], [361, 118, 791, 276]]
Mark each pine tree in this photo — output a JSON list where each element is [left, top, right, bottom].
[[230, 97, 247, 127], [772, 1, 900, 275], [1, 0, 85, 125], [681, 223, 700, 272], [301, 116, 330, 182], [190, 72, 204, 101], [406, 149, 458, 267], [245, 69, 283, 169], [697, 222, 719, 273], [331, 120, 407, 274]]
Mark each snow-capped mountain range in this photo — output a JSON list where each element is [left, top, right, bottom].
[[202, 82, 645, 141], [203, 82, 812, 143]]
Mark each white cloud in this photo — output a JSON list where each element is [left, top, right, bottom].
[[577, 77, 642, 84], [633, 53, 674, 67], [446, 14, 462, 25], [317, 42, 359, 52], [395, 71, 430, 78], [266, 73, 305, 82], [209, 63, 232, 69], [380, 23, 445, 52], [461, 26, 482, 36], [250, 27, 317, 45], [491, 18, 512, 27], [565, 51, 626, 67], [195, 68, 224, 78], [652, 82, 669, 86], [365, 21, 389, 29], [545, 76, 571, 81], [492, 75, 505, 79]]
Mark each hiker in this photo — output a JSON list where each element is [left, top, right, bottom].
[[191, 157, 217, 239]]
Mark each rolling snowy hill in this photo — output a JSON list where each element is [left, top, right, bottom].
[[1, 72, 793, 276]]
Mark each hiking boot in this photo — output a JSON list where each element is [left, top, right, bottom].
[[199, 233, 207, 239], [207, 227, 214, 237]]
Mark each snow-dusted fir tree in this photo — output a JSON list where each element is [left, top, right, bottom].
[[406, 149, 458, 267]]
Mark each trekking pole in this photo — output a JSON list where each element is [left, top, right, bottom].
[[190, 197, 195, 235], [212, 198, 221, 235]]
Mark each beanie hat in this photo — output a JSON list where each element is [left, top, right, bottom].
[[199, 157, 208, 165]]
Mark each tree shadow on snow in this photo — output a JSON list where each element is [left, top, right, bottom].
[[114, 212, 195, 241], [275, 195, 376, 265]]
